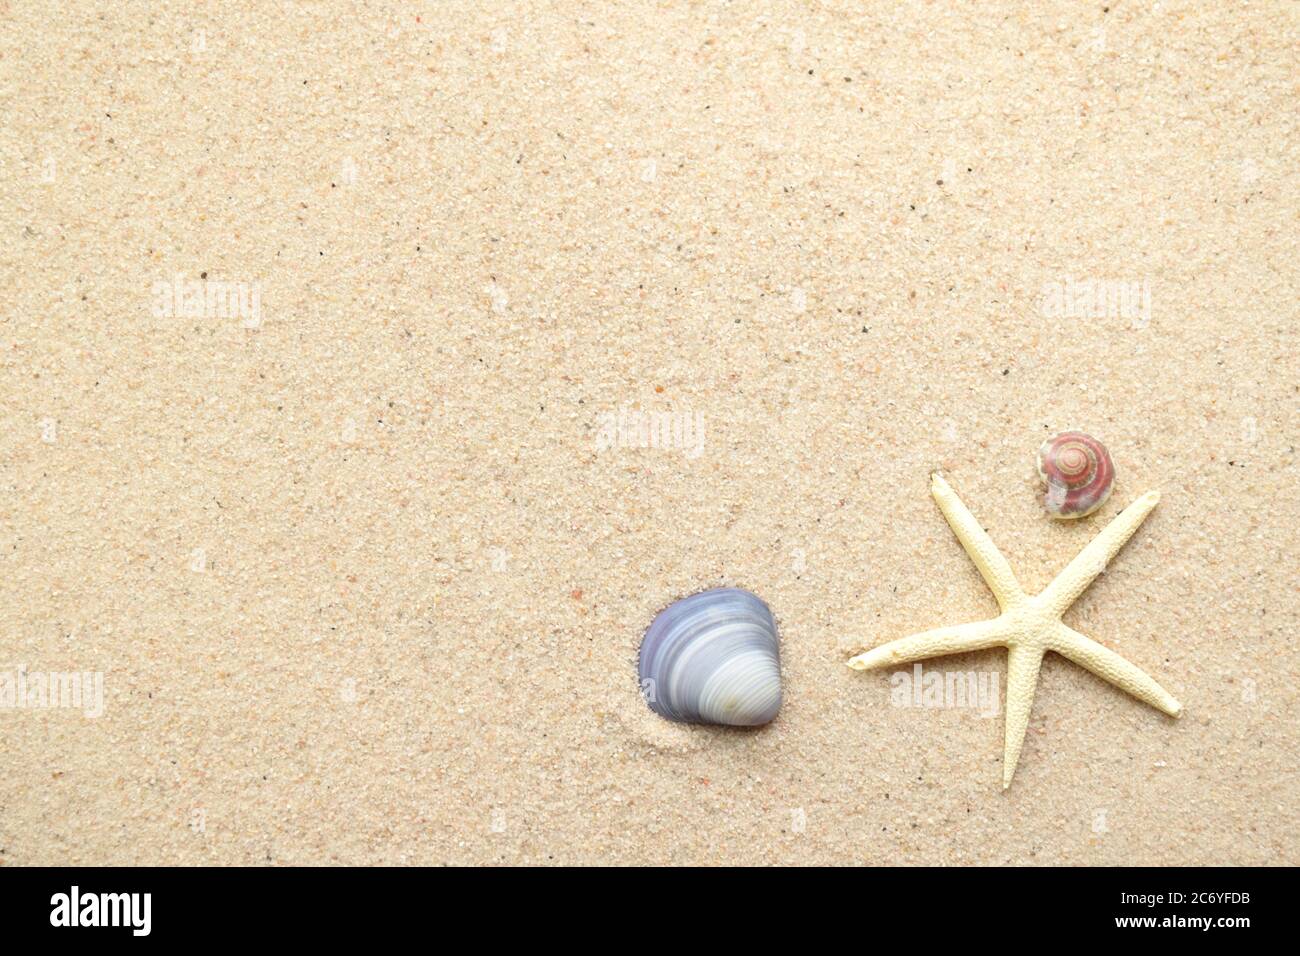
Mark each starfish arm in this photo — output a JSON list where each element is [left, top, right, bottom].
[[847, 617, 1009, 671], [1039, 488, 1161, 618], [1051, 623, 1183, 717], [930, 473, 1026, 609], [1002, 643, 1045, 789]]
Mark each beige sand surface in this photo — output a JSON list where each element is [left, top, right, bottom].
[[2, 1, 1297, 865]]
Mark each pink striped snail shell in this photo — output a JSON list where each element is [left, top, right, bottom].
[[1036, 431, 1115, 519]]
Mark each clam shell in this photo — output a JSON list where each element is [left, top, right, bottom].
[[1037, 430, 1115, 518], [638, 587, 782, 726]]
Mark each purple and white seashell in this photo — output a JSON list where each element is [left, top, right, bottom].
[[638, 587, 782, 726]]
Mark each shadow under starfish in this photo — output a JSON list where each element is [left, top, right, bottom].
[[849, 473, 1182, 789]]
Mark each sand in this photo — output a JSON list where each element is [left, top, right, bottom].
[[1, 1, 1296, 865]]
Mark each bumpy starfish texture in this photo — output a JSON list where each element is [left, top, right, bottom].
[[849, 473, 1182, 789]]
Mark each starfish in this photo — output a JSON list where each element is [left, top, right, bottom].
[[848, 473, 1182, 789]]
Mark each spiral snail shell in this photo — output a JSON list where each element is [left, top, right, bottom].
[[638, 587, 782, 727], [1036, 431, 1115, 519]]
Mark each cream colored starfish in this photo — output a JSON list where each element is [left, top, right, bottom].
[[849, 473, 1182, 789]]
